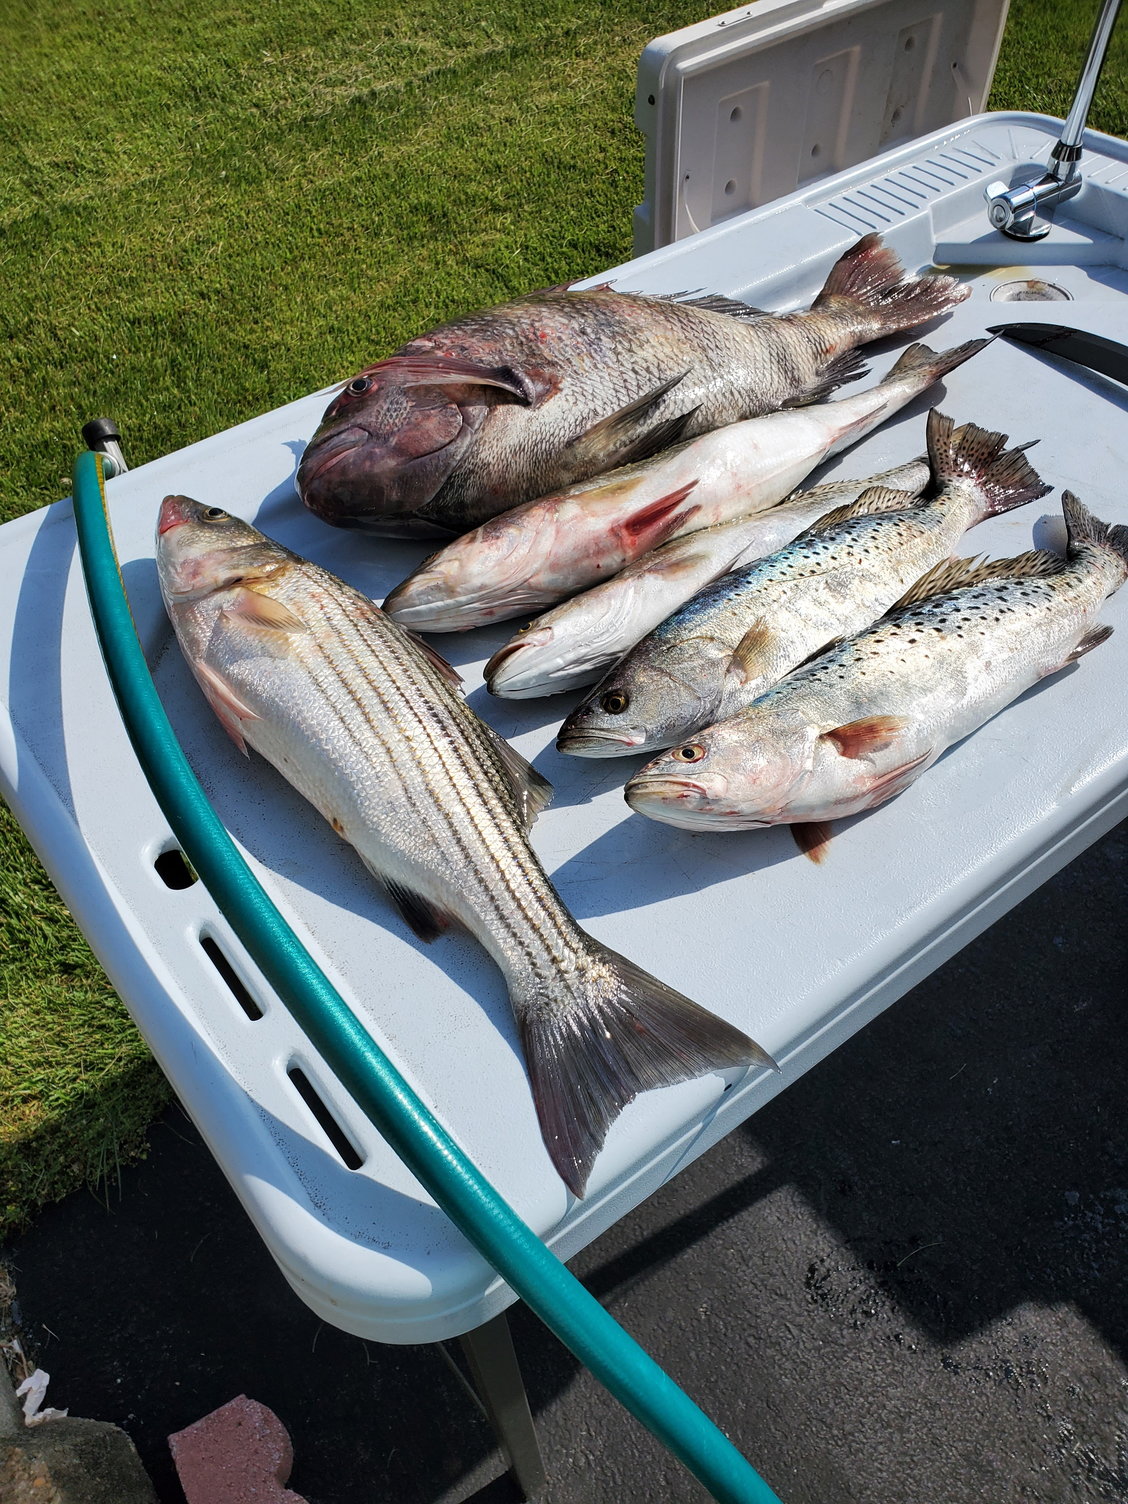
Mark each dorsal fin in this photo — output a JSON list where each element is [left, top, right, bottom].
[[635, 289, 769, 319], [804, 486, 919, 533], [891, 550, 1061, 610]]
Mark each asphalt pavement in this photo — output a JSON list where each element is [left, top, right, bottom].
[[3, 817, 1127, 1504]]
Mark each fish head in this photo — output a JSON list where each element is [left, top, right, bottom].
[[555, 637, 730, 758], [485, 588, 623, 698], [156, 496, 289, 604], [382, 512, 547, 631], [296, 349, 541, 532], [624, 712, 816, 830], [484, 624, 560, 697]]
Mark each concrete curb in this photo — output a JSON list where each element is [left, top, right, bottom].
[[0, 1357, 158, 1504]]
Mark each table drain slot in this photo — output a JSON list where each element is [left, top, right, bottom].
[[154, 847, 198, 889], [287, 1067, 365, 1169], [199, 934, 264, 1020]]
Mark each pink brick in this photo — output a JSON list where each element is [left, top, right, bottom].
[[169, 1395, 307, 1504]]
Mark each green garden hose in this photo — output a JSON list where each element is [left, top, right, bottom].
[[71, 448, 783, 1504]]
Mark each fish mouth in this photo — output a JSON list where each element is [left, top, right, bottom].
[[157, 494, 196, 535], [556, 727, 646, 758], [296, 425, 370, 489], [626, 775, 708, 803]]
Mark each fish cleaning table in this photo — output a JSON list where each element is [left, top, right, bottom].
[[5, 111, 1128, 1489]]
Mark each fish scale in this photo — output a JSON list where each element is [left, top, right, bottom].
[[157, 496, 769, 1196]]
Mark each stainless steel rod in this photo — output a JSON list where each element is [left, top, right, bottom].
[[1058, 0, 1123, 160]]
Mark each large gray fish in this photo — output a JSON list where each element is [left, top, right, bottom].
[[296, 234, 970, 537], [485, 459, 931, 699], [624, 493, 1128, 856], [155, 496, 770, 1197], [557, 412, 1050, 759], [382, 340, 981, 633]]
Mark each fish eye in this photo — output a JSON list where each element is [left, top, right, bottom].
[[346, 375, 372, 396], [516, 622, 534, 634], [202, 506, 229, 522], [601, 691, 629, 714], [671, 743, 705, 763]]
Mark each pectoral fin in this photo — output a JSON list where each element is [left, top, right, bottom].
[[620, 482, 700, 549], [822, 716, 911, 760], [365, 353, 541, 402], [729, 619, 778, 683], [222, 588, 309, 635], [567, 373, 697, 469]]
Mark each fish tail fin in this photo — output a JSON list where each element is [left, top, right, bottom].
[[884, 336, 992, 387], [812, 234, 970, 336], [1062, 490, 1128, 576], [518, 944, 773, 1197], [926, 408, 1051, 520]]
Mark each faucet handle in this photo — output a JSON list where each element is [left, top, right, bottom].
[[984, 179, 1047, 238]]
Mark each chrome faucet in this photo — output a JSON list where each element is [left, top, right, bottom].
[[984, 0, 1123, 240]]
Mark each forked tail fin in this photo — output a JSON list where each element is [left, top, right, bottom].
[[813, 233, 970, 338], [519, 944, 773, 1196], [1062, 489, 1128, 580], [926, 408, 1052, 521]]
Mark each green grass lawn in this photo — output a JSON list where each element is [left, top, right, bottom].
[[1, 0, 1125, 1239]]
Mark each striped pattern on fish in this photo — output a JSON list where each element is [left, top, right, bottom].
[[156, 496, 770, 1197]]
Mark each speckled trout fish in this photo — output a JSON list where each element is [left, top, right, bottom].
[[557, 412, 1050, 759], [381, 340, 982, 633], [155, 496, 770, 1196], [296, 234, 970, 537], [624, 492, 1128, 857], [485, 458, 932, 699]]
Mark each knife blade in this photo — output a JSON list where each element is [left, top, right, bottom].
[[985, 322, 1128, 387]]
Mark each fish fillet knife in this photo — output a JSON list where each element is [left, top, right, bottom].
[[987, 322, 1128, 387]]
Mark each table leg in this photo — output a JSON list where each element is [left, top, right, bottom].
[[458, 1312, 547, 1500]]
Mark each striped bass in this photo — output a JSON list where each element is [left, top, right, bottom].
[[625, 493, 1128, 857], [381, 340, 985, 633], [155, 496, 770, 1197], [557, 412, 1051, 759], [297, 233, 971, 537], [484, 458, 931, 699]]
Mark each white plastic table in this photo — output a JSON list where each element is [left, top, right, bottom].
[[5, 113, 1128, 1495]]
